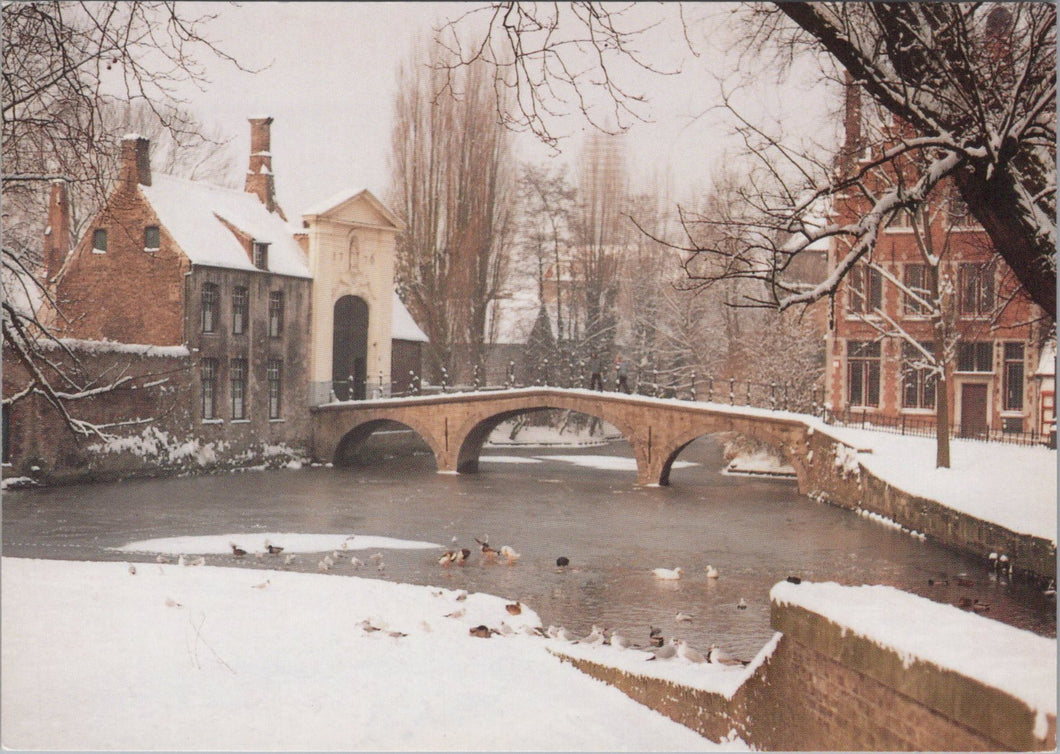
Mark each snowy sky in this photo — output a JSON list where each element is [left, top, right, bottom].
[[175, 2, 838, 216]]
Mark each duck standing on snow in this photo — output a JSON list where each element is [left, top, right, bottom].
[[230, 542, 247, 558], [675, 638, 707, 663], [652, 567, 683, 580], [265, 540, 284, 555]]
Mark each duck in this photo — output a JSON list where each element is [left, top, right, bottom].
[[475, 537, 499, 564], [554, 626, 578, 642], [707, 643, 748, 666], [652, 567, 683, 580], [556, 556, 570, 567], [736, 598, 748, 610], [675, 638, 707, 664], [579, 625, 606, 646], [647, 639, 677, 660], [505, 601, 522, 616], [500, 545, 521, 565], [439, 551, 457, 567], [705, 564, 719, 579], [264, 540, 284, 555], [229, 542, 247, 558], [469, 625, 495, 638]]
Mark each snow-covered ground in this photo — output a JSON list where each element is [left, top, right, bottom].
[[2, 419, 1055, 749], [1, 554, 738, 751], [813, 423, 1056, 543]]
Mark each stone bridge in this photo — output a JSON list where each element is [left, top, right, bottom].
[[310, 387, 813, 488]]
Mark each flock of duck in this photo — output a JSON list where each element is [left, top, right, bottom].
[[151, 535, 753, 667]]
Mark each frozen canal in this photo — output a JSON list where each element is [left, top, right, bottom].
[[3, 437, 1054, 659]]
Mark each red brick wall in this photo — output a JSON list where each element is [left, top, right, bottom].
[[51, 184, 188, 346]]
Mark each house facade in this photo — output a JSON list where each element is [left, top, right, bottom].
[[824, 86, 1053, 442], [6, 117, 426, 479]]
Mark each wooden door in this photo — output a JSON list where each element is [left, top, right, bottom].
[[960, 383, 989, 438]]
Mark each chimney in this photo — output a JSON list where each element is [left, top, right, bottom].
[[43, 179, 71, 282], [120, 134, 152, 187], [245, 117, 286, 219], [839, 71, 862, 179]]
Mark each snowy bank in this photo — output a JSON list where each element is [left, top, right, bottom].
[[1, 557, 731, 751], [813, 424, 1056, 543]]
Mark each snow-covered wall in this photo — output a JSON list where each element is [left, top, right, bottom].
[[560, 580, 1056, 751]]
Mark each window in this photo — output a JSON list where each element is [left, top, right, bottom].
[[847, 340, 881, 407], [92, 228, 107, 253], [268, 291, 284, 337], [959, 263, 995, 316], [253, 242, 269, 270], [201, 358, 217, 420], [888, 208, 913, 229], [1003, 343, 1024, 411], [201, 283, 219, 333], [267, 359, 283, 419], [232, 286, 248, 335], [957, 342, 993, 372], [901, 341, 937, 409], [903, 264, 930, 315], [144, 225, 160, 252], [947, 192, 979, 228], [230, 358, 247, 420], [848, 264, 883, 315]]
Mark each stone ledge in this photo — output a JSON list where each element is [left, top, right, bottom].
[[771, 589, 1056, 751]]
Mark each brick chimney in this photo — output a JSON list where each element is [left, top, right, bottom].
[[43, 179, 71, 282], [839, 71, 862, 179], [120, 134, 152, 187], [245, 117, 286, 220]]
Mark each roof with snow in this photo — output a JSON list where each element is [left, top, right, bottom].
[[140, 174, 310, 279], [392, 294, 428, 342]]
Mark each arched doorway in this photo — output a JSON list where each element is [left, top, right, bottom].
[[333, 295, 368, 400]]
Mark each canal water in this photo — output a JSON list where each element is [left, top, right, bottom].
[[3, 437, 1054, 661]]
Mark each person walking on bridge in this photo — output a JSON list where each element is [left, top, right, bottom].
[[615, 356, 631, 394], [588, 352, 604, 391]]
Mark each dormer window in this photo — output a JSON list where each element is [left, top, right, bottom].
[[253, 241, 269, 270], [92, 228, 107, 253], [144, 225, 160, 252]]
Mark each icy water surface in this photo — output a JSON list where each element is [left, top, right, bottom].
[[3, 437, 1054, 659]]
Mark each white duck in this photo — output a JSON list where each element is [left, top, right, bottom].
[[705, 564, 720, 579], [652, 567, 684, 580]]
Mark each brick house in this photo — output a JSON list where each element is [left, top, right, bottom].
[[6, 117, 425, 479], [824, 85, 1053, 441]]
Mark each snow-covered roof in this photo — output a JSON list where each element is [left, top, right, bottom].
[[392, 294, 428, 342], [140, 174, 310, 279]]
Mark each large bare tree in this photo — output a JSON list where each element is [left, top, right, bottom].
[[440, 2, 1057, 320], [388, 37, 516, 384], [2, 1, 244, 436]]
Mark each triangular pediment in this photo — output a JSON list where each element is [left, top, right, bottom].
[[301, 188, 404, 231]]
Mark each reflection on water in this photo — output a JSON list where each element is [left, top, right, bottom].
[[3, 438, 1054, 658]]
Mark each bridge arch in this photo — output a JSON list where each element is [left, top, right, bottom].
[[333, 417, 441, 468], [654, 424, 809, 489], [452, 404, 639, 475]]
